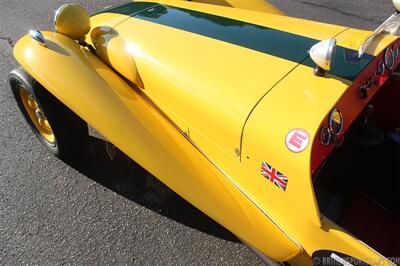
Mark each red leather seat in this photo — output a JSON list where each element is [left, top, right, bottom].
[[339, 193, 400, 258]]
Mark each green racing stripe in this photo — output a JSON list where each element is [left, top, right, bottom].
[[97, 2, 374, 81]]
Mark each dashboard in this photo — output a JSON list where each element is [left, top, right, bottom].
[[311, 38, 400, 174]]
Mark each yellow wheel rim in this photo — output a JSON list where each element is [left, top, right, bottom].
[[19, 86, 55, 144]]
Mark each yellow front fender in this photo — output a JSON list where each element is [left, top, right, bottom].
[[13, 32, 301, 261]]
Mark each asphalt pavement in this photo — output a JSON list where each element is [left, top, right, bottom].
[[0, 0, 395, 265]]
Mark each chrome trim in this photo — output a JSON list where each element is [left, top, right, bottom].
[[359, 12, 400, 58], [329, 108, 344, 136], [394, 0, 400, 12], [54, 4, 66, 29], [128, 81, 304, 253], [385, 47, 395, 70], [393, 44, 399, 59], [377, 60, 385, 75], [320, 127, 332, 146], [29, 30, 45, 46]]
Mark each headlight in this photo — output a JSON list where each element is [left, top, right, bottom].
[[54, 4, 90, 42]]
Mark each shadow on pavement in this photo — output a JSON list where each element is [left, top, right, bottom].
[[65, 136, 239, 243]]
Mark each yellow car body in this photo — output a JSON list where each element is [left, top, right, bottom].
[[11, 0, 400, 265]]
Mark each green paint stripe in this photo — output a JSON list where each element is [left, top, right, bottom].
[[97, 2, 374, 81], [97, 2, 157, 16]]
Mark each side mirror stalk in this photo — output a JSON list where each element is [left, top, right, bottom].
[[313, 66, 326, 77]]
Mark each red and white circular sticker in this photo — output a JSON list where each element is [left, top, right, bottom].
[[285, 129, 310, 153]]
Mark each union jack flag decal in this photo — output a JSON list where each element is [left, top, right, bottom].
[[261, 161, 288, 191]]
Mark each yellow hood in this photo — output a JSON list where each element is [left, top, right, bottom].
[[89, 0, 354, 160], [89, 0, 398, 226]]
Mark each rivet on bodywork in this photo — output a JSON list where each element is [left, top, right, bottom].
[[235, 148, 241, 156]]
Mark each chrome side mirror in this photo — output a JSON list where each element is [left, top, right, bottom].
[[393, 0, 400, 12], [309, 38, 337, 76]]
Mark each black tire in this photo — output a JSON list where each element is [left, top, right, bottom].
[[9, 66, 89, 160]]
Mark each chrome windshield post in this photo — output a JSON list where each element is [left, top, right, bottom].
[[358, 12, 400, 58]]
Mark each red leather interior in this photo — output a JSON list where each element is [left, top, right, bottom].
[[339, 193, 400, 258], [370, 78, 400, 130]]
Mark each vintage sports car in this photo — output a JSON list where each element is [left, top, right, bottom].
[[8, 0, 400, 265]]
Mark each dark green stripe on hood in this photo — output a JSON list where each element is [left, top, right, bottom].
[[97, 2, 374, 81]]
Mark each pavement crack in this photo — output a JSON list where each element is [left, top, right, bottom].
[[0, 36, 14, 48], [296, 1, 381, 24]]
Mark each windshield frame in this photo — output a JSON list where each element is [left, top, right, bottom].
[[359, 12, 400, 58]]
